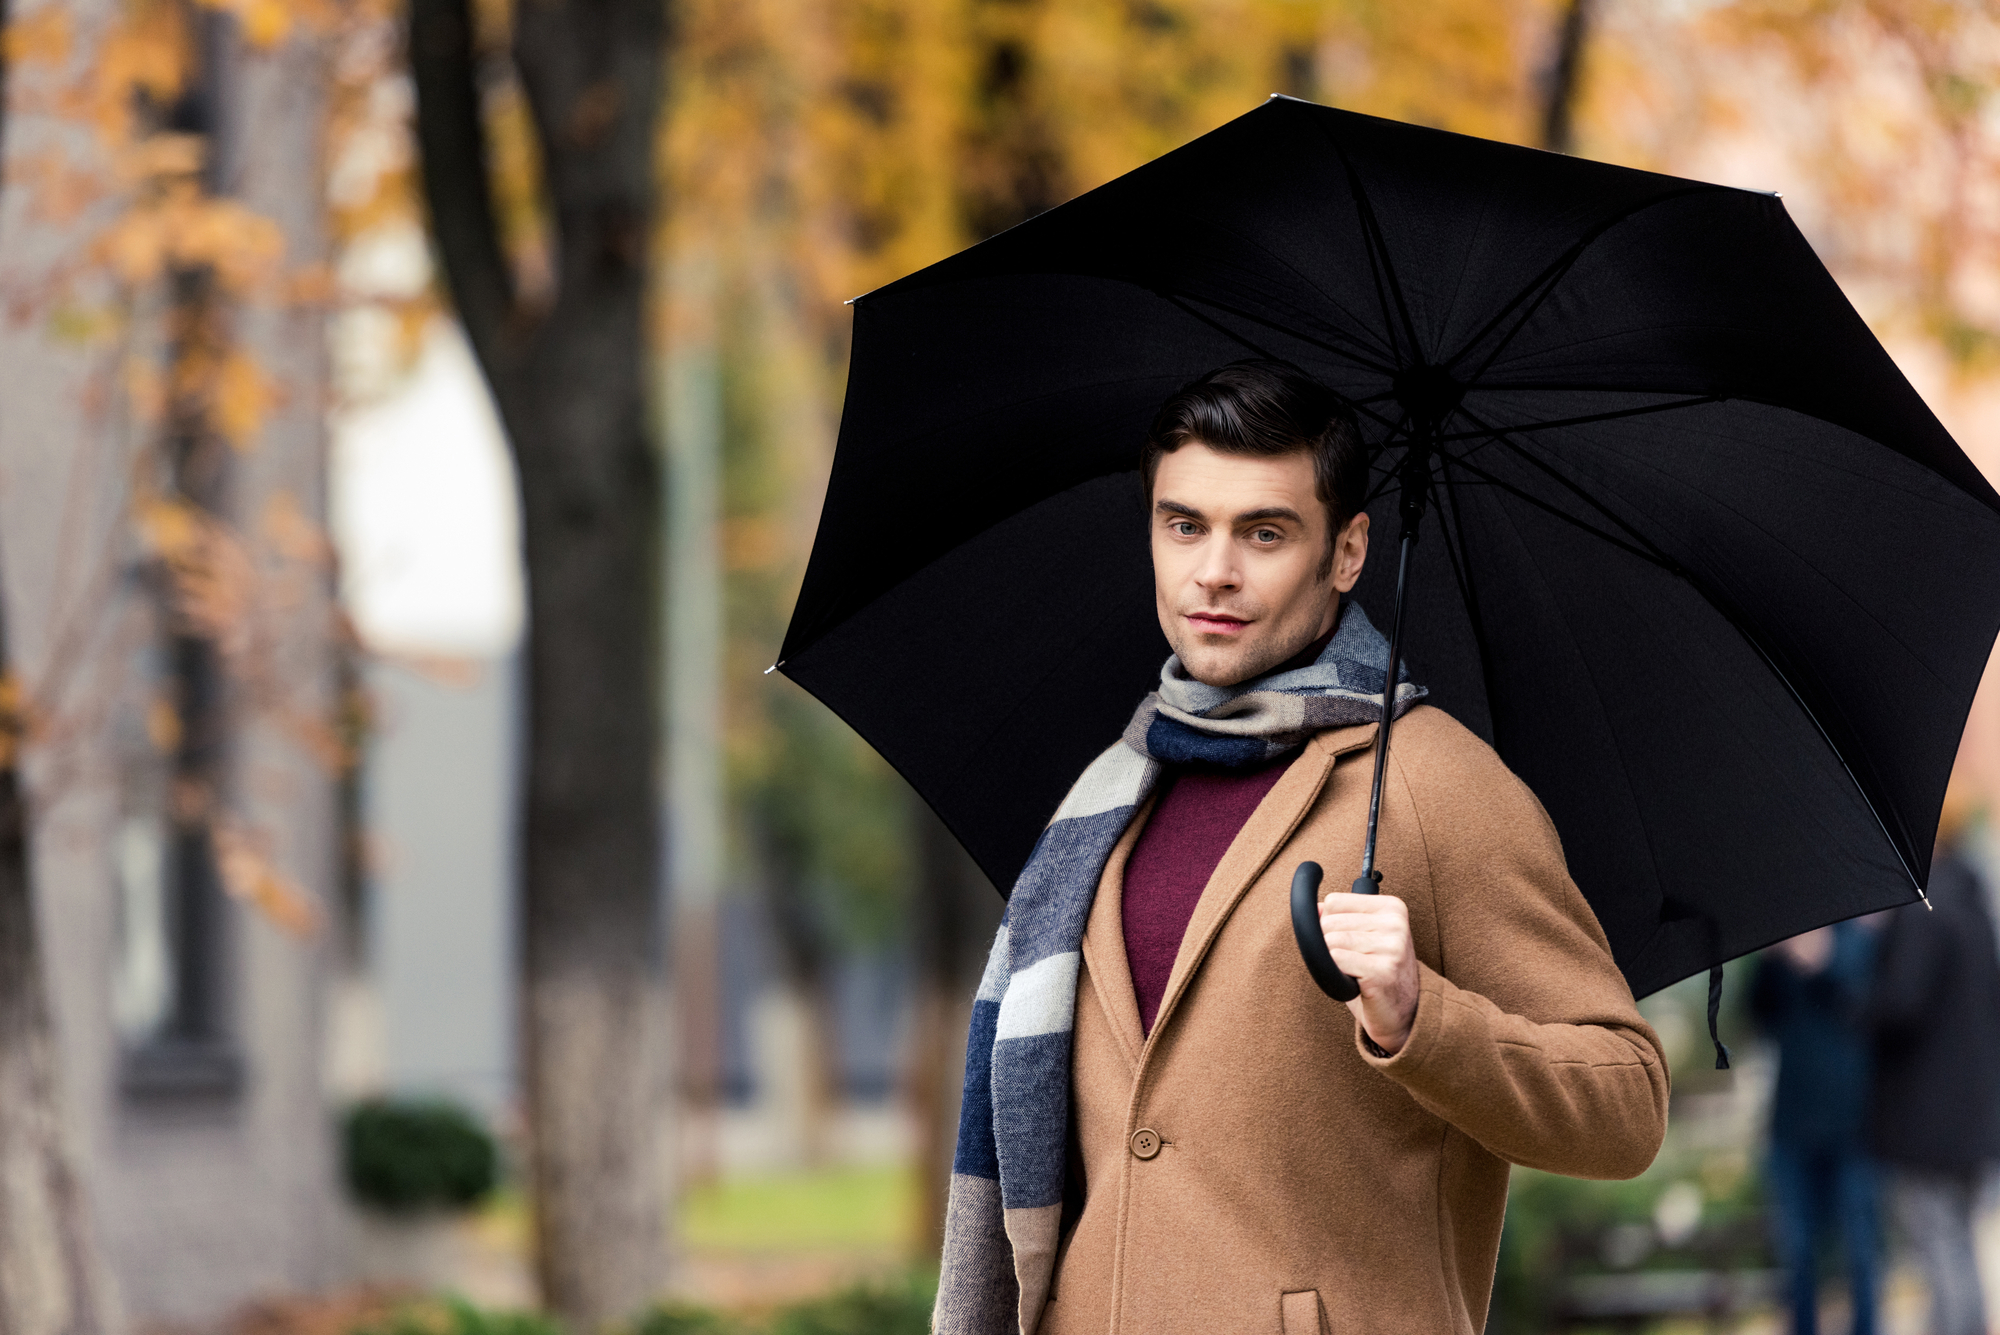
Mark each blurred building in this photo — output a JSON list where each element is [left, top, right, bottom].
[[329, 317, 525, 1124], [0, 7, 346, 1320]]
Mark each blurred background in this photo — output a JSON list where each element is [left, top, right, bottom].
[[2, 0, 2000, 1332]]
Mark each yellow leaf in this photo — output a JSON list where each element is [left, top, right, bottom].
[[212, 350, 277, 449], [134, 496, 201, 562], [243, 0, 292, 47], [95, 207, 169, 285], [177, 199, 286, 292], [213, 821, 322, 938], [118, 132, 207, 186], [3, 7, 71, 67]]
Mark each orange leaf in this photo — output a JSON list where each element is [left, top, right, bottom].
[[213, 821, 322, 938], [3, 7, 72, 68], [212, 350, 277, 449]]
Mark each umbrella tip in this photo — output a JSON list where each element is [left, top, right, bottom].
[[764, 661, 783, 675], [1919, 885, 1934, 911]]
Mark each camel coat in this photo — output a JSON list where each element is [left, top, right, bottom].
[[1035, 705, 1669, 1335]]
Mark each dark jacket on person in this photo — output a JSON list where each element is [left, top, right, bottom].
[[1867, 848, 2000, 1174], [1752, 921, 1875, 1151]]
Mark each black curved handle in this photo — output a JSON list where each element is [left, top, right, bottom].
[[1290, 861, 1364, 1003]]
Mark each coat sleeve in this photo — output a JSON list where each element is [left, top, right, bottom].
[[1356, 716, 1670, 1182]]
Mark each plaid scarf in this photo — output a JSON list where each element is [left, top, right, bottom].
[[934, 601, 1426, 1335]]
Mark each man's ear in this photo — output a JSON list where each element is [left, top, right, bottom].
[[1331, 511, 1370, 594]]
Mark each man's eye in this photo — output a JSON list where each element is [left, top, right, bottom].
[[1253, 528, 1279, 543], [1173, 522, 1198, 536]]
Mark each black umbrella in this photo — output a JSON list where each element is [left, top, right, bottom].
[[776, 96, 2000, 1001]]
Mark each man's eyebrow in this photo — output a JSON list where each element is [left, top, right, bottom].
[[1155, 499, 1205, 520], [1233, 506, 1305, 525]]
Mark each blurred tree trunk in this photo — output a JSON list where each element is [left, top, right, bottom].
[[0, 665, 114, 1335], [906, 798, 999, 1264], [0, 624, 116, 1335], [762, 854, 842, 1167], [407, 0, 670, 1321], [0, 32, 120, 1335], [1541, 0, 1593, 153]]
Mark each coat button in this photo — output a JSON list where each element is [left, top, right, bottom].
[[1130, 1128, 1161, 1160]]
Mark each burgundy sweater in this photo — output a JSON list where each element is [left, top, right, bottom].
[[1123, 623, 1338, 1034], [1123, 760, 1288, 1034]]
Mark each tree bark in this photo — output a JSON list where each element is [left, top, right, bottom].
[[0, 27, 121, 1335], [0, 632, 118, 1335], [906, 797, 999, 1265], [408, 0, 670, 1322], [761, 865, 841, 1167], [1540, 0, 1593, 154]]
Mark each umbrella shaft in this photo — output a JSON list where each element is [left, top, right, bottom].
[[1360, 525, 1417, 885]]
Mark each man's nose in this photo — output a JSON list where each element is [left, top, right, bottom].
[[1194, 538, 1240, 593]]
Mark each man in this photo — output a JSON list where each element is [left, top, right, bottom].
[[937, 362, 1669, 1335], [1868, 808, 2000, 1335], [1752, 923, 1880, 1335]]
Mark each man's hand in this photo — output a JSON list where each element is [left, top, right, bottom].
[[1319, 891, 1421, 1055]]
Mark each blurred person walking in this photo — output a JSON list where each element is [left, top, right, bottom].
[[1868, 807, 2000, 1335], [1754, 921, 1882, 1335]]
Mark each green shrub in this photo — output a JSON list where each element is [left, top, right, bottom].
[[362, 1277, 937, 1335], [767, 1276, 936, 1335], [630, 1305, 743, 1335], [353, 1298, 562, 1335], [342, 1098, 499, 1213]]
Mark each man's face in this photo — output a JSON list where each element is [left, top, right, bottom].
[[1151, 442, 1370, 688]]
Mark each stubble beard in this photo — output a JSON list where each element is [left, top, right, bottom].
[[1170, 609, 1293, 689], [1168, 593, 1337, 689]]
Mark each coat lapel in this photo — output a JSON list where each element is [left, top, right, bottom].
[[1146, 725, 1379, 1048], [1080, 793, 1152, 1070]]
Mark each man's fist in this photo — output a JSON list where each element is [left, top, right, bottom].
[[1319, 891, 1421, 1055]]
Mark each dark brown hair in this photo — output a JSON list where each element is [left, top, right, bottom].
[[1142, 362, 1368, 573]]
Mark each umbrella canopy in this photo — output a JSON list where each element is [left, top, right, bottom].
[[777, 96, 2000, 998]]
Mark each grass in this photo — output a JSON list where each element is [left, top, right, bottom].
[[350, 1278, 938, 1335], [678, 1165, 916, 1254]]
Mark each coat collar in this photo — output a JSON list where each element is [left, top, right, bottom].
[[1081, 792, 1154, 1069]]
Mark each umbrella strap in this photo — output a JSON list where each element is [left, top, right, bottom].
[[1706, 964, 1732, 1070]]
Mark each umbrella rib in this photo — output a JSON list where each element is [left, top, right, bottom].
[[1427, 447, 1671, 570], [1437, 396, 1721, 443], [1440, 453, 1504, 695], [1361, 409, 1418, 511], [1165, 290, 1401, 378], [1449, 404, 1683, 566], [1473, 402, 1962, 706], [1430, 454, 1500, 723], [1478, 472, 1678, 933], [1447, 420, 1929, 903], [1313, 121, 1425, 364], [1442, 184, 1727, 384]]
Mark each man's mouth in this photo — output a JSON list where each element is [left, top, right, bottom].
[[1186, 612, 1251, 636]]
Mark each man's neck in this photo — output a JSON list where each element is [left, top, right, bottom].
[[1267, 604, 1341, 677]]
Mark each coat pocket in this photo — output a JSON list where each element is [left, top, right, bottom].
[[1280, 1290, 1328, 1335]]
